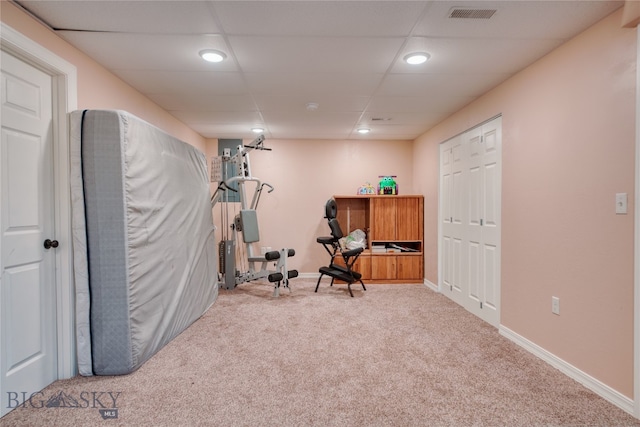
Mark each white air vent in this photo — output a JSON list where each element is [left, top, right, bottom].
[[371, 117, 392, 122], [449, 7, 497, 19]]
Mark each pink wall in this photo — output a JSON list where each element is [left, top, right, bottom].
[[414, 9, 636, 397], [207, 138, 414, 273], [0, 1, 206, 151]]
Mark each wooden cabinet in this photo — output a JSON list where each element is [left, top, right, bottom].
[[370, 255, 422, 281], [334, 195, 424, 283]]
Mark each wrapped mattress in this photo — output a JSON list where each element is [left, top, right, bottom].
[[70, 110, 217, 375]]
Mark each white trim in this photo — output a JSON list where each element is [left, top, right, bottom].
[[634, 24, 640, 420], [1, 23, 78, 379], [437, 142, 443, 294], [500, 325, 635, 416], [424, 278, 438, 292]]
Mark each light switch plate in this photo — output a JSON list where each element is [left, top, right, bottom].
[[616, 193, 628, 214]]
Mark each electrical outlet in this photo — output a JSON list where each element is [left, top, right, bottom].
[[551, 296, 560, 315]]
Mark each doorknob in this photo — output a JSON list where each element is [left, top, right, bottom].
[[44, 239, 59, 250]]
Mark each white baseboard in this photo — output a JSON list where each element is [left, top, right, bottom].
[[499, 325, 635, 416], [424, 278, 438, 292], [298, 272, 320, 279]]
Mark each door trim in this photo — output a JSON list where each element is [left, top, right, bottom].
[[634, 24, 640, 420], [1, 23, 78, 379]]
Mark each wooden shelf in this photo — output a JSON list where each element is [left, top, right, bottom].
[[333, 195, 424, 283]]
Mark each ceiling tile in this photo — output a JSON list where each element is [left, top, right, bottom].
[[243, 72, 384, 97], [148, 93, 257, 112], [189, 122, 268, 139], [391, 37, 566, 74], [368, 95, 476, 114], [58, 32, 235, 72], [360, 111, 449, 126], [212, 1, 428, 37], [113, 70, 248, 96], [228, 36, 404, 73], [378, 73, 511, 98], [170, 111, 264, 125], [413, 0, 622, 39], [18, 0, 220, 33], [254, 95, 370, 113]]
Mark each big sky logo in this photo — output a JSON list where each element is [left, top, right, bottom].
[[6, 390, 121, 419]]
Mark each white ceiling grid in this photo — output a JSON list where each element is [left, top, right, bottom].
[[15, 0, 623, 140]]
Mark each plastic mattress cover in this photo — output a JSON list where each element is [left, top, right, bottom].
[[70, 110, 217, 375]]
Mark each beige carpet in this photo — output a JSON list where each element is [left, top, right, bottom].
[[2, 279, 639, 426]]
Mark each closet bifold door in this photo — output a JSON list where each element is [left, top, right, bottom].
[[440, 134, 466, 307], [439, 116, 502, 327]]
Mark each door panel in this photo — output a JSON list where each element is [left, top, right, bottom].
[[451, 237, 463, 294], [483, 244, 498, 309], [6, 266, 42, 369], [467, 240, 481, 302], [442, 236, 451, 289], [1, 51, 56, 417]]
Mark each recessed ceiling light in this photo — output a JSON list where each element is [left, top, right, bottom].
[[403, 52, 430, 65], [199, 49, 226, 63], [251, 127, 264, 134], [357, 128, 370, 134]]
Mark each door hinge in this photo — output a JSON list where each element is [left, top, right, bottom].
[[480, 218, 483, 226], [480, 301, 483, 309]]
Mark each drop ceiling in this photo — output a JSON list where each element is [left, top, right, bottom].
[[15, 0, 623, 140]]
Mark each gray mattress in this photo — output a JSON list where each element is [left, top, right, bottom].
[[70, 110, 217, 375]]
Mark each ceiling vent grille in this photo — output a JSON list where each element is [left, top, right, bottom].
[[449, 8, 497, 19]]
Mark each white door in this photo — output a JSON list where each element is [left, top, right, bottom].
[[1, 51, 57, 417], [440, 134, 466, 306], [439, 116, 502, 327], [465, 118, 501, 326]]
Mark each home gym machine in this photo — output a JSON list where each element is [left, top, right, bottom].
[[210, 135, 297, 296]]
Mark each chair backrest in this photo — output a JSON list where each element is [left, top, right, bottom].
[[325, 198, 337, 219], [328, 218, 343, 239]]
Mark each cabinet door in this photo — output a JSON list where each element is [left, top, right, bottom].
[[355, 254, 371, 280], [333, 253, 370, 282], [397, 255, 422, 280], [396, 198, 421, 240], [371, 256, 397, 280], [371, 198, 396, 240]]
